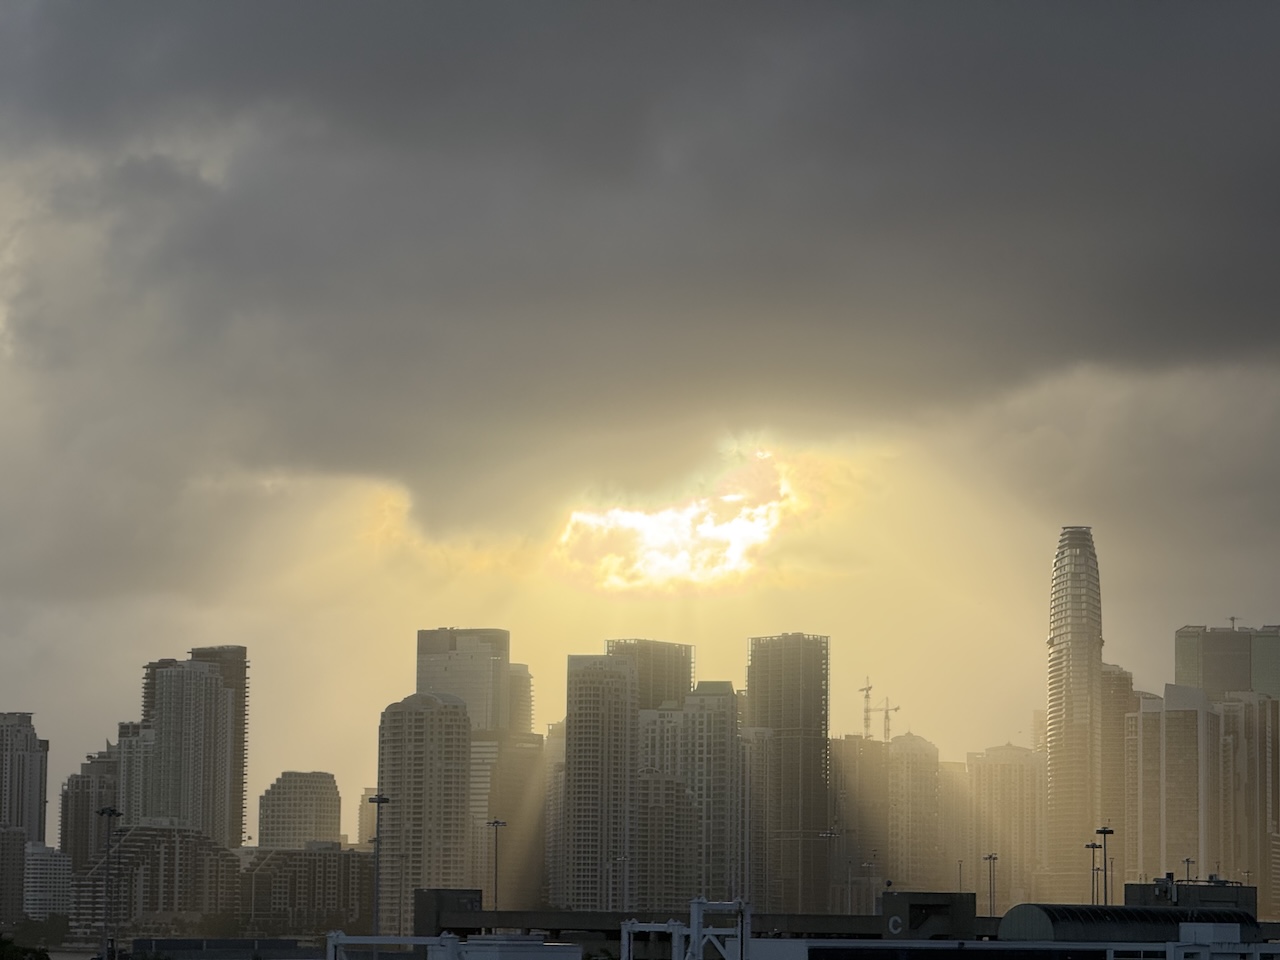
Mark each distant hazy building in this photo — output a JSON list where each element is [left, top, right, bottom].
[[633, 768, 697, 911], [486, 731, 547, 910], [1218, 692, 1280, 914], [357, 787, 378, 850], [968, 744, 1042, 913], [376, 692, 470, 934], [605, 639, 694, 710], [628, 683, 732, 911], [1100, 662, 1138, 885], [745, 633, 830, 913], [1176, 625, 1280, 700], [831, 735, 889, 913], [115, 721, 154, 827], [240, 842, 373, 936], [60, 744, 119, 873], [543, 720, 568, 907], [416, 628, 511, 731], [0, 826, 25, 925], [559, 654, 637, 910], [681, 680, 744, 901], [509, 663, 534, 735], [70, 824, 240, 939], [1043, 526, 1104, 901], [23, 842, 70, 920], [886, 733, 940, 891], [258, 771, 341, 849], [0, 712, 49, 843], [938, 761, 972, 898], [1125, 685, 1224, 886]]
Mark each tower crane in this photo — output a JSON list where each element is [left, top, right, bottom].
[[868, 697, 900, 742], [860, 678, 901, 741], [859, 677, 874, 739]]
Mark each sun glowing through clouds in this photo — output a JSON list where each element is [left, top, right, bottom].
[[555, 450, 799, 591]]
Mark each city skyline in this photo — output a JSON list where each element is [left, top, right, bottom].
[[8, 522, 1280, 934], [2, 3, 1279, 857]]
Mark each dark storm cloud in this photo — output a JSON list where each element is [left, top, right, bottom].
[[2, 2, 1280, 598]]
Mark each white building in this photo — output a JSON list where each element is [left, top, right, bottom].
[[23, 841, 70, 920], [377, 691, 471, 934], [1043, 526, 1104, 901]]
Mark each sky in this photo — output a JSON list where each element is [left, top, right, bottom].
[[2, 3, 1280, 843]]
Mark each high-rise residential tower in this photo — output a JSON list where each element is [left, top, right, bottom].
[[886, 732, 940, 891], [558, 654, 638, 910], [258, 771, 342, 849], [189, 646, 249, 849], [1043, 527, 1103, 901], [604, 639, 694, 710], [376, 692, 470, 934], [745, 633, 830, 913], [132, 657, 237, 846], [1125, 685, 1224, 885], [968, 744, 1043, 913], [0, 713, 48, 843], [59, 744, 118, 873]]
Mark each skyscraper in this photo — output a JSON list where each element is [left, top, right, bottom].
[[830, 734, 889, 913], [258, 771, 342, 849], [680, 681, 745, 902], [968, 744, 1042, 912], [0, 713, 48, 843], [416, 628, 511, 731], [59, 744, 118, 873], [604, 639, 694, 710], [886, 732, 940, 891], [1125, 685, 1224, 885], [1100, 662, 1137, 884], [133, 657, 238, 846], [376, 692, 470, 934], [745, 632, 830, 913], [1043, 526, 1103, 901], [558, 654, 637, 910], [1175, 624, 1280, 700], [189, 646, 250, 849]]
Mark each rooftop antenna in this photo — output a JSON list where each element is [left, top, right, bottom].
[[1229, 616, 1240, 630]]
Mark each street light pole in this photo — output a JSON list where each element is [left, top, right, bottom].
[[983, 854, 998, 916], [96, 806, 122, 960], [1095, 827, 1115, 905], [1183, 857, 1195, 883], [368, 794, 391, 938], [486, 819, 507, 913], [1085, 843, 1102, 904]]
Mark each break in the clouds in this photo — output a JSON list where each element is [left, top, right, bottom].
[[3, 3, 1280, 834]]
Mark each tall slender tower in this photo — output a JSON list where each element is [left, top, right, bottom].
[[745, 633, 830, 913], [1043, 526, 1103, 901]]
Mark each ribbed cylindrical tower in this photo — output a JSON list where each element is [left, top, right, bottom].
[[1044, 526, 1103, 902]]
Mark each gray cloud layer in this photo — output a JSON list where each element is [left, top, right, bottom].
[[2, 2, 1279, 604]]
